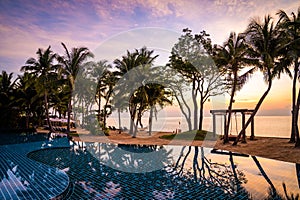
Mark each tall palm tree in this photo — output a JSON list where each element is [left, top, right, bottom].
[[113, 95, 128, 130], [214, 32, 257, 144], [0, 71, 15, 107], [21, 46, 59, 133], [145, 83, 173, 135], [92, 60, 111, 123], [58, 43, 94, 133], [114, 47, 158, 137], [233, 15, 284, 145], [101, 70, 117, 128], [15, 73, 39, 128], [0, 71, 18, 128], [277, 7, 300, 145]]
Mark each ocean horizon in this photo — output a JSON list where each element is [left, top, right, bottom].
[[107, 115, 299, 138]]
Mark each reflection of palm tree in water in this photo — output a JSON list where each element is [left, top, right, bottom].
[[29, 144, 249, 199], [252, 156, 300, 200], [174, 146, 249, 197]]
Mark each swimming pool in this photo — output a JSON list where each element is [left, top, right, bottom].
[[25, 141, 299, 200], [0, 134, 299, 200], [0, 132, 49, 145]]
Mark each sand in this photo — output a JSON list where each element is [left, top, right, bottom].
[[68, 129, 300, 164]]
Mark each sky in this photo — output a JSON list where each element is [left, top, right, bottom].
[[0, 0, 299, 116]]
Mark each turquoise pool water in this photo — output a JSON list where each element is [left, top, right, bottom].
[[0, 136, 299, 199]]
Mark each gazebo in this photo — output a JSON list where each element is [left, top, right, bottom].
[[210, 109, 255, 141]]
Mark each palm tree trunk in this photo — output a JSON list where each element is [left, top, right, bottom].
[[26, 110, 30, 129], [233, 71, 272, 146], [66, 97, 72, 134], [103, 91, 113, 128], [129, 104, 136, 135], [290, 60, 298, 143], [294, 88, 300, 147], [229, 152, 241, 192], [44, 91, 54, 132], [252, 156, 277, 194], [225, 72, 237, 144], [66, 84, 74, 135], [118, 108, 122, 130], [149, 106, 153, 136], [97, 90, 101, 123], [133, 117, 139, 138], [81, 100, 84, 126]]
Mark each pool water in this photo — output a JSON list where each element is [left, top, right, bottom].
[[27, 142, 299, 200], [0, 132, 49, 145]]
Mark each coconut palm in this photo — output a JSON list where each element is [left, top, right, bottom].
[[58, 43, 94, 134], [0, 71, 18, 128], [101, 70, 117, 128], [15, 72, 40, 128], [91, 60, 111, 123], [145, 83, 173, 135], [233, 15, 284, 145], [214, 32, 257, 144], [113, 96, 128, 130], [277, 7, 300, 145], [21, 46, 59, 133], [113, 47, 158, 136]]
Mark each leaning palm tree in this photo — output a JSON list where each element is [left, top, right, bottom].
[[214, 32, 257, 144], [58, 43, 94, 134], [233, 15, 284, 145], [21, 46, 59, 133], [277, 7, 300, 145]]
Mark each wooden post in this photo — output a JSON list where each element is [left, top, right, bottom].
[[223, 114, 227, 138], [241, 112, 246, 143], [212, 113, 216, 137], [250, 116, 255, 140]]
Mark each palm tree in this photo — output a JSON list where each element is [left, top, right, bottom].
[[145, 83, 172, 135], [113, 96, 128, 130], [15, 73, 39, 128], [277, 7, 300, 145], [113, 47, 158, 136], [101, 70, 117, 128], [0, 71, 18, 128], [92, 60, 111, 123], [214, 32, 257, 144], [58, 43, 94, 134], [233, 15, 284, 145], [21, 46, 59, 133]]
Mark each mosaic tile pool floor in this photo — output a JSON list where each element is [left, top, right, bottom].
[[28, 142, 299, 200], [0, 137, 70, 199], [0, 137, 299, 199]]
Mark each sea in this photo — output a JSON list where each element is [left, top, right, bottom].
[[107, 115, 299, 138]]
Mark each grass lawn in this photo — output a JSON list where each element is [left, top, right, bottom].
[[159, 130, 219, 141]]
